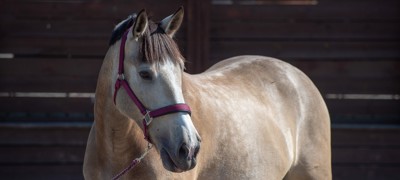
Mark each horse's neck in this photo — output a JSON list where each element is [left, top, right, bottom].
[[93, 48, 145, 163]]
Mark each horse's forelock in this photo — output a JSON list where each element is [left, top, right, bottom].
[[139, 21, 185, 66], [109, 15, 184, 67]]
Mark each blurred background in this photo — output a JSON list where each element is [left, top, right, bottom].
[[0, 0, 399, 179]]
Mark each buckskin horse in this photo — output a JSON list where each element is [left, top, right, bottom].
[[83, 7, 332, 180]]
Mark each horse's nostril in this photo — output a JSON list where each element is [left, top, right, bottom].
[[175, 142, 200, 170], [179, 143, 190, 160], [179, 143, 200, 161]]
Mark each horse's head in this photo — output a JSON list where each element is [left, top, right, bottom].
[[111, 8, 200, 172]]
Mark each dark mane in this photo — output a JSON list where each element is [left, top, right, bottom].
[[109, 14, 184, 65], [109, 14, 136, 46]]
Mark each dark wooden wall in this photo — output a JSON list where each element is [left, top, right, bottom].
[[0, 0, 399, 179]]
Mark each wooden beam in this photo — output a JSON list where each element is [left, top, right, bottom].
[[184, 0, 211, 74]]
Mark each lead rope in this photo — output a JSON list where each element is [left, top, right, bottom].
[[110, 113, 153, 180], [111, 143, 153, 180]]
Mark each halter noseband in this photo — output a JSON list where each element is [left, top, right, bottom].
[[113, 29, 191, 142]]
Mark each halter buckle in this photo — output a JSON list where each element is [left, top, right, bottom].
[[118, 73, 125, 80], [144, 111, 153, 126]]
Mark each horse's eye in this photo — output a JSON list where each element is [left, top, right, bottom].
[[139, 70, 152, 80]]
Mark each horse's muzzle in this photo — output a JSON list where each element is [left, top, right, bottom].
[[160, 141, 200, 172]]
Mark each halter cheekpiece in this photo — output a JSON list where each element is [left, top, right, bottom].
[[113, 29, 191, 142]]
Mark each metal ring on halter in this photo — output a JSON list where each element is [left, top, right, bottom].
[[118, 73, 125, 80], [144, 111, 153, 126]]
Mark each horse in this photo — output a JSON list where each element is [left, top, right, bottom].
[[83, 7, 332, 180]]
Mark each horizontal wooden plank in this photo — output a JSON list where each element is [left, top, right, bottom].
[[0, 146, 85, 164], [211, 21, 400, 40], [312, 77, 400, 94], [1, 19, 116, 36], [289, 60, 400, 94], [213, 0, 318, 5], [211, 1, 400, 21], [0, 125, 90, 146], [1, 1, 184, 21], [326, 99, 400, 115], [333, 147, 400, 164], [0, 58, 102, 92], [332, 127, 400, 147], [0, 19, 186, 40], [0, 36, 109, 56], [0, 35, 187, 58], [0, 164, 84, 180], [330, 115, 399, 125], [5, 164, 397, 180], [333, 124, 400, 180], [333, 165, 400, 180], [0, 58, 101, 77], [287, 60, 400, 80], [215, 0, 398, 3], [0, 97, 93, 113], [0, 114, 93, 123], [210, 41, 400, 60]]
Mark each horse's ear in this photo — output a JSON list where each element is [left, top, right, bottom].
[[160, 7, 184, 37], [132, 9, 148, 40]]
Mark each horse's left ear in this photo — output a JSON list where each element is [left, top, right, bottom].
[[160, 7, 184, 37]]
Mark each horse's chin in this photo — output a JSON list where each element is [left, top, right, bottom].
[[160, 148, 190, 173]]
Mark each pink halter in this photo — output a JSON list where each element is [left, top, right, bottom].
[[113, 29, 191, 142]]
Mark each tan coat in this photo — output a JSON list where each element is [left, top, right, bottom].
[[83, 8, 331, 180]]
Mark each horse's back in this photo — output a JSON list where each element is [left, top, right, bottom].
[[193, 55, 331, 179]]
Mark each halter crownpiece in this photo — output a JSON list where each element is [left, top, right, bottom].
[[113, 28, 192, 142]]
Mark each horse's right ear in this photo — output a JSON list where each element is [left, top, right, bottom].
[[160, 7, 184, 37], [131, 9, 148, 40]]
